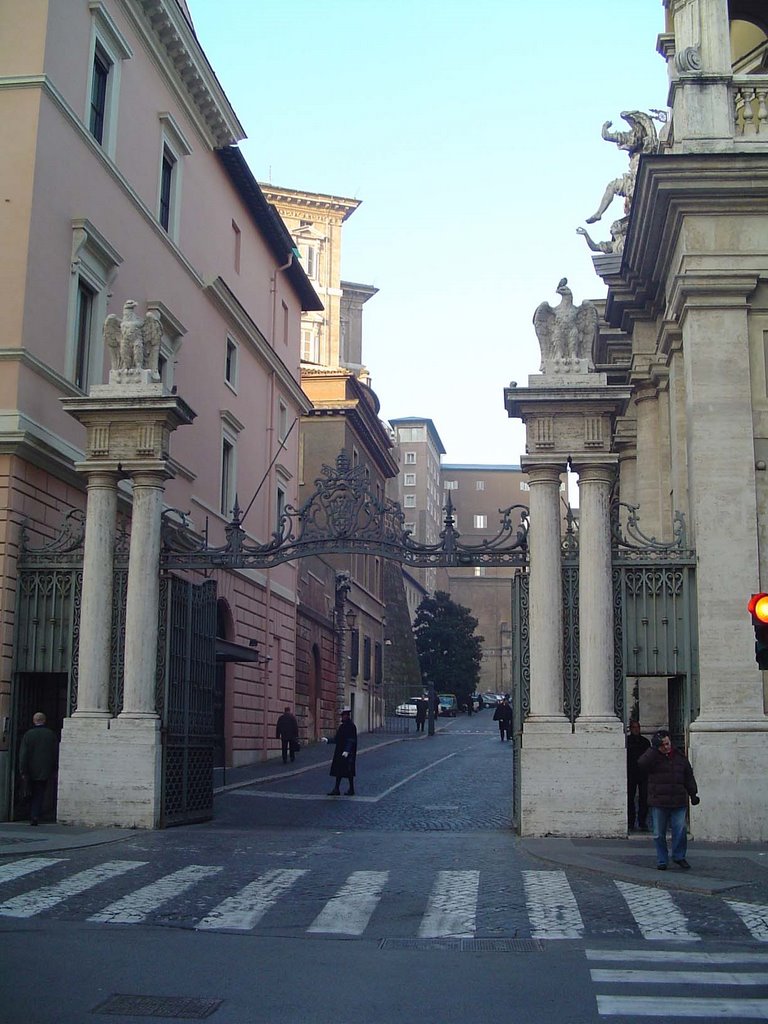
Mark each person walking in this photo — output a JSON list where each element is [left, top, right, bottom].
[[638, 729, 700, 871], [275, 706, 300, 764], [414, 696, 427, 733], [493, 697, 513, 741], [18, 712, 58, 825], [626, 719, 651, 831], [328, 708, 357, 796]]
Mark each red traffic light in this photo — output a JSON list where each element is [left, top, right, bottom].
[[749, 593, 768, 623]]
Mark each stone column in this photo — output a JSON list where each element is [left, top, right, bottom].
[[524, 462, 566, 720], [121, 471, 167, 718], [576, 459, 618, 720], [74, 470, 118, 717]]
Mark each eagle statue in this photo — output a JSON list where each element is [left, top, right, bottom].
[[103, 300, 163, 375], [532, 278, 597, 374]]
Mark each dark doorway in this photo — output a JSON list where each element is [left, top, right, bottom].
[[12, 672, 67, 821]]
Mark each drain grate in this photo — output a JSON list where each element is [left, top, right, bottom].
[[92, 995, 222, 1019], [379, 938, 544, 953]]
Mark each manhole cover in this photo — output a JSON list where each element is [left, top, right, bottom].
[[92, 995, 222, 1018]]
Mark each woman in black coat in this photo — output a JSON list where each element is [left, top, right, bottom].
[[328, 709, 357, 796]]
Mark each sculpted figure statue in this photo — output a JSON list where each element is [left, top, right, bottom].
[[533, 278, 598, 374], [585, 111, 658, 224], [576, 217, 628, 255], [103, 300, 163, 374]]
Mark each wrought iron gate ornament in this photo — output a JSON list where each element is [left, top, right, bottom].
[[561, 500, 694, 562], [161, 450, 530, 570]]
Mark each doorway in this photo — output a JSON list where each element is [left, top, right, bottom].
[[11, 672, 68, 821]]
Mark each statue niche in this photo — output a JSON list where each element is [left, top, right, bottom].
[[533, 278, 598, 375]]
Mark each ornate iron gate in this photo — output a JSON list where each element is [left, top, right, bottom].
[[157, 575, 217, 826], [510, 503, 698, 832]]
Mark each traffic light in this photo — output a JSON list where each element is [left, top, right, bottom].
[[748, 593, 768, 669]]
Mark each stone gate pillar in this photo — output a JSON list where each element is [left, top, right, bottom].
[[505, 298, 631, 836], [58, 310, 195, 829], [74, 470, 119, 718]]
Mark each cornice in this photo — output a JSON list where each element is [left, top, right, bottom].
[[605, 153, 768, 332], [119, 0, 245, 148], [260, 185, 361, 223], [0, 348, 82, 396]]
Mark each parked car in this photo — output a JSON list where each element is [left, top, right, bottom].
[[394, 698, 424, 717], [438, 693, 458, 717], [482, 692, 500, 707]]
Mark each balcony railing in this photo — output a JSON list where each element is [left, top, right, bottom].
[[733, 76, 768, 139]]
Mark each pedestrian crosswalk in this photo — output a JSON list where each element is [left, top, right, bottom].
[[1, 857, 768, 946], [587, 948, 768, 1019]]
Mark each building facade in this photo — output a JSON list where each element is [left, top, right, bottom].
[[0, 0, 322, 823]]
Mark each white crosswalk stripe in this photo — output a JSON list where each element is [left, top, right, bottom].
[[195, 868, 306, 932], [418, 869, 480, 938], [1, 859, 765, 944], [88, 865, 223, 924], [0, 860, 145, 918], [588, 948, 768, 1019], [615, 880, 699, 941], [727, 901, 768, 943], [523, 869, 584, 939], [308, 870, 389, 935], [0, 857, 64, 885]]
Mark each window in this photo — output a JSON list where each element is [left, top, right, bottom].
[[225, 337, 238, 389], [89, 46, 110, 143], [282, 300, 289, 346], [374, 642, 383, 686], [145, 300, 186, 390], [520, 481, 530, 491], [232, 220, 241, 273], [476, 480, 485, 491], [363, 635, 372, 681], [68, 218, 122, 389], [444, 480, 458, 490], [474, 514, 487, 529], [404, 495, 416, 508], [86, 4, 132, 156], [404, 522, 415, 533], [350, 629, 359, 678], [278, 400, 289, 442], [276, 478, 286, 528], [474, 567, 487, 577], [73, 280, 95, 391], [301, 325, 319, 363], [156, 114, 191, 240], [404, 473, 416, 486], [221, 436, 235, 516], [405, 452, 416, 464], [397, 426, 425, 442]]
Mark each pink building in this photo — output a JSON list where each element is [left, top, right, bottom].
[[0, 0, 323, 821]]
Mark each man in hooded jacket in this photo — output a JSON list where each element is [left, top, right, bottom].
[[638, 729, 699, 871]]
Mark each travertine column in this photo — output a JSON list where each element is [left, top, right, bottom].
[[524, 462, 566, 720], [120, 472, 167, 718], [576, 460, 618, 720], [74, 470, 119, 717]]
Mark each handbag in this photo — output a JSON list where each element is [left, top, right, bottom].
[[290, 738, 301, 754]]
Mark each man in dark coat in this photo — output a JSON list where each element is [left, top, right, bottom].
[[493, 698, 513, 741], [275, 706, 300, 764], [328, 708, 357, 796], [18, 712, 58, 825], [414, 696, 427, 733], [638, 729, 699, 871], [626, 720, 651, 831]]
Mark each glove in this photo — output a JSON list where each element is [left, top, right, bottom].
[[690, 795, 700, 805], [341, 751, 349, 758]]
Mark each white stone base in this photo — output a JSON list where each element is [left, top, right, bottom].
[[688, 721, 768, 841], [57, 715, 162, 829], [520, 717, 625, 837]]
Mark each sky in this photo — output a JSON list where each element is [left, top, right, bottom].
[[186, 0, 668, 466]]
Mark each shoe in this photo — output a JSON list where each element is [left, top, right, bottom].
[[29, 819, 38, 827], [327, 789, 340, 796], [674, 859, 691, 870], [345, 788, 354, 796], [656, 863, 667, 870], [290, 756, 295, 762]]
